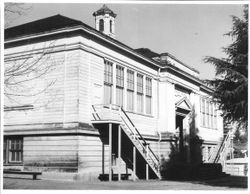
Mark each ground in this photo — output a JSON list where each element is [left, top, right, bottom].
[[2, 176, 248, 190]]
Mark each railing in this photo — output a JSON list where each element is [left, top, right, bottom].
[[120, 107, 159, 168], [92, 104, 160, 176], [214, 130, 233, 163]]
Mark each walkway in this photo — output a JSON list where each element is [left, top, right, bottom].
[[3, 176, 247, 190]]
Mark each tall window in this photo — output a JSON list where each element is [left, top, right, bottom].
[[9, 138, 23, 162], [209, 102, 213, 128], [127, 69, 134, 111], [213, 104, 217, 129], [137, 73, 144, 113], [116, 65, 124, 106], [3, 137, 23, 164], [201, 98, 205, 126], [3, 139, 6, 163], [211, 103, 214, 128], [99, 19, 104, 32], [200, 97, 217, 129], [146, 77, 152, 114], [205, 100, 209, 127], [104, 60, 113, 104]]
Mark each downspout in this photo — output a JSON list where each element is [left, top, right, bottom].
[[157, 67, 161, 159]]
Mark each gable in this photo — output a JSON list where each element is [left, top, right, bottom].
[[175, 96, 192, 111]]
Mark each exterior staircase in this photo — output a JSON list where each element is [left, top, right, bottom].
[[92, 104, 161, 179], [207, 130, 234, 170]]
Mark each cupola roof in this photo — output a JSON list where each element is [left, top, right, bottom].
[[93, 4, 117, 18]]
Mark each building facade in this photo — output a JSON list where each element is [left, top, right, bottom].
[[4, 5, 224, 181]]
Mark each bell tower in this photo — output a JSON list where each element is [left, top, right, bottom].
[[93, 4, 117, 39]]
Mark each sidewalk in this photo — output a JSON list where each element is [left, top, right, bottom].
[[3, 175, 248, 190]]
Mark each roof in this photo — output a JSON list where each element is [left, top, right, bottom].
[[93, 4, 117, 18], [5, 14, 209, 90], [5, 14, 83, 40], [134, 48, 160, 59], [135, 48, 200, 75]]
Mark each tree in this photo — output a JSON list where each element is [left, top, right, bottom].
[[4, 3, 31, 28], [204, 5, 248, 129], [4, 3, 59, 106]]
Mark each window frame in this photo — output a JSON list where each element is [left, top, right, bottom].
[[3, 136, 23, 165], [200, 97, 217, 129], [127, 69, 135, 111], [104, 60, 113, 104], [145, 77, 152, 115]]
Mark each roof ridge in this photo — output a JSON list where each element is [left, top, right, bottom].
[[5, 14, 82, 30]]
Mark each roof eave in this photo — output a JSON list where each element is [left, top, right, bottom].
[[4, 24, 163, 69]]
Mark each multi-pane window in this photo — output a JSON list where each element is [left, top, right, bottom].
[[104, 60, 113, 104], [116, 65, 124, 106], [146, 77, 152, 114], [3, 137, 23, 164], [213, 104, 217, 128], [127, 69, 134, 111], [209, 102, 213, 128], [9, 139, 23, 162], [200, 98, 217, 129], [3, 139, 6, 163], [137, 73, 144, 113], [201, 98, 205, 126], [206, 100, 209, 127], [104, 60, 113, 84]]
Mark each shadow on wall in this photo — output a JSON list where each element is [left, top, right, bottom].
[[160, 105, 204, 180]]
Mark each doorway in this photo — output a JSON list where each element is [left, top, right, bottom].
[[176, 115, 185, 159]]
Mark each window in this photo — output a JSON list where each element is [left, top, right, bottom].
[[3, 139, 6, 163], [99, 19, 104, 32], [104, 60, 113, 104], [137, 74, 144, 113], [116, 65, 124, 106], [146, 77, 152, 114], [104, 60, 113, 85], [209, 102, 213, 128], [213, 104, 217, 129], [211, 103, 214, 128], [201, 98, 205, 126], [200, 97, 217, 129], [3, 136, 23, 164], [110, 20, 112, 33], [206, 100, 209, 127], [127, 69, 134, 111]]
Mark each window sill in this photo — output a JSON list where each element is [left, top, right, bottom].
[[200, 126, 218, 130], [125, 110, 154, 118], [4, 163, 23, 166]]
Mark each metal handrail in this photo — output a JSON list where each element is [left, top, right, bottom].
[[92, 104, 160, 171], [214, 131, 232, 163], [120, 107, 159, 163]]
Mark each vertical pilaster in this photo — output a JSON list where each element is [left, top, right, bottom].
[[143, 75, 146, 114], [134, 73, 137, 112], [113, 63, 116, 104], [124, 67, 127, 110]]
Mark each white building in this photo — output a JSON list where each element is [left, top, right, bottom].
[[4, 5, 224, 181]]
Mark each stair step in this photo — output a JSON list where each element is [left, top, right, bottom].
[[98, 173, 131, 181]]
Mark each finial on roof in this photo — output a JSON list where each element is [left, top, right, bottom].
[[93, 4, 117, 18], [93, 4, 117, 39]]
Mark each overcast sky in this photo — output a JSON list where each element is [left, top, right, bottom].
[[7, 3, 245, 80]]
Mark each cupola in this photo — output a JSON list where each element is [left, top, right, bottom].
[[93, 4, 117, 39]]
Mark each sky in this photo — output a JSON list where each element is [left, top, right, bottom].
[[6, 2, 245, 80]]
